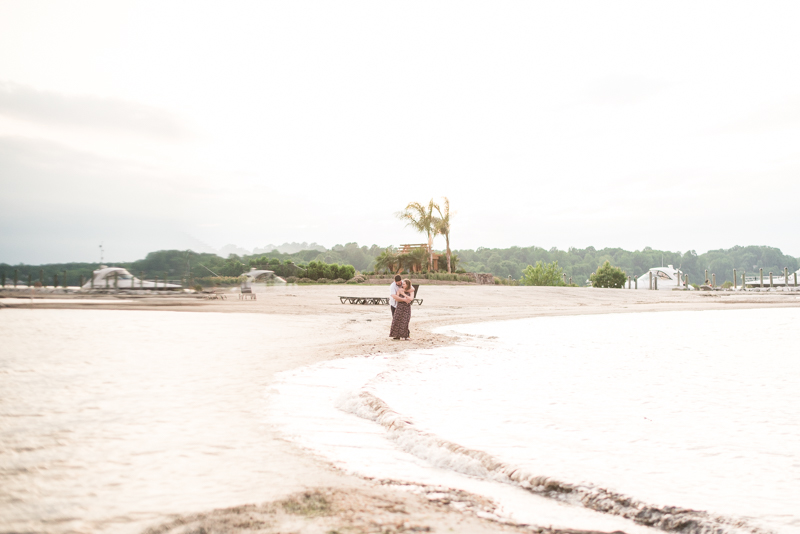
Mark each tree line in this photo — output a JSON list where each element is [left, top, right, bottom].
[[455, 245, 799, 285], [0, 247, 372, 286], [2, 244, 797, 287]]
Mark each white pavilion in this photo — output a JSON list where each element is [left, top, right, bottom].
[[634, 265, 691, 290], [81, 266, 182, 290]]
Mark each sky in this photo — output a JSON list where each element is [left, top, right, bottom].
[[1, 1, 799, 264]]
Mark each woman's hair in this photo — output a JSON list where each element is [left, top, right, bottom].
[[403, 279, 412, 291]]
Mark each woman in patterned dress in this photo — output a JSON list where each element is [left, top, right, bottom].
[[389, 279, 414, 340]]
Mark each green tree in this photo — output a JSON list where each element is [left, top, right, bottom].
[[447, 252, 460, 272], [398, 247, 428, 273], [708, 257, 734, 281], [340, 243, 373, 271], [218, 256, 245, 276], [374, 247, 399, 273], [328, 264, 355, 280], [520, 260, 565, 286], [590, 261, 626, 288]]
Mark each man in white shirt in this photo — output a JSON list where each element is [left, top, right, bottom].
[[389, 275, 402, 317]]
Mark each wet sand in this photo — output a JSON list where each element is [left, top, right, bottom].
[[3, 285, 799, 533]]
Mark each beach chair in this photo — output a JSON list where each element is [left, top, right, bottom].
[[203, 288, 228, 300], [338, 284, 423, 305]]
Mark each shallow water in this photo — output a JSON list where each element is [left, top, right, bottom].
[[269, 308, 800, 534], [3, 307, 798, 534], [0, 309, 305, 533]]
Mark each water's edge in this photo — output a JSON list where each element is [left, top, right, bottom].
[[267, 312, 792, 534], [337, 389, 766, 534]]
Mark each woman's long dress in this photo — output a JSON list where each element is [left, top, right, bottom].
[[390, 300, 411, 338]]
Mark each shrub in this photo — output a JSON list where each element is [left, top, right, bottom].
[[332, 278, 346, 284], [721, 280, 733, 289], [346, 279, 359, 284], [193, 284, 203, 291], [317, 278, 330, 284], [297, 278, 315, 284], [336, 265, 356, 280], [302, 261, 356, 281], [590, 261, 627, 288], [285, 276, 298, 283], [520, 261, 565, 286]]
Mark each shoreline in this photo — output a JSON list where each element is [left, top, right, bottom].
[[5, 286, 799, 533]]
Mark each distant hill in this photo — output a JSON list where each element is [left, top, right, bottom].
[[252, 242, 327, 255]]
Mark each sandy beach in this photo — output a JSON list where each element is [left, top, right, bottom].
[[3, 285, 799, 534]]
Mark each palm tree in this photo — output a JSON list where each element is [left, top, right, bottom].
[[396, 253, 413, 273], [434, 197, 453, 273], [397, 200, 439, 271], [402, 247, 428, 273], [374, 247, 399, 273]]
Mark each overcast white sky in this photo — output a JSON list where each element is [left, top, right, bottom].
[[1, 1, 799, 263]]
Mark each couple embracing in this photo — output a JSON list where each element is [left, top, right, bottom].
[[389, 275, 415, 340]]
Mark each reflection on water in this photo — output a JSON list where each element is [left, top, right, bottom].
[[0, 309, 298, 533]]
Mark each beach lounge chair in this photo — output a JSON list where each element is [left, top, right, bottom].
[[338, 284, 423, 305], [202, 288, 229, 300]]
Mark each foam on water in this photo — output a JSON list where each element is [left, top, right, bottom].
[[268, 308, 800, 534]]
